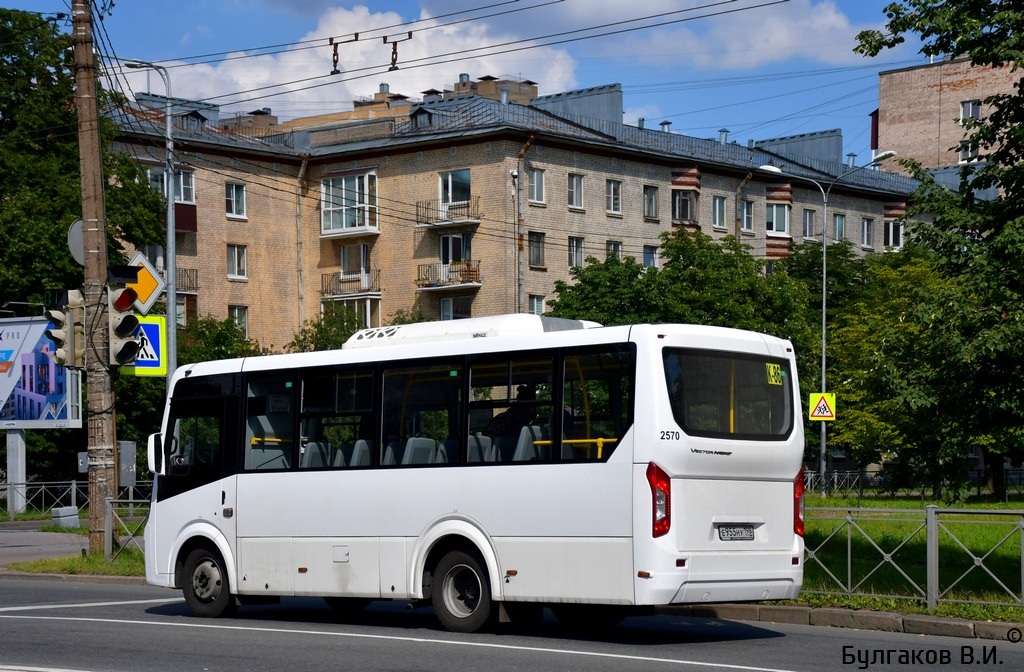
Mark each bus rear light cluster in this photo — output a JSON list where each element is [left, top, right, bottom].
[[647, 462, 671, 538], [794, 469, 805, 537]]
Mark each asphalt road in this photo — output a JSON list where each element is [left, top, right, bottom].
[[2, 578, 1024, 672]]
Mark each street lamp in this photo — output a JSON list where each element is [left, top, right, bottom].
[[125, 60, 177, 387], [760, 150, 896, 497]]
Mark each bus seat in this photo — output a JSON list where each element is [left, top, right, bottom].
[[437, 438, 458, 464], [301, 442, 330, 469], [403, 437, 436, 465], [492, 435, 517, 462], [467, 435, 491, 463], [513, 425, 548, 462], [247, 444, 290, 470], [383, 439, 404, 465], [349, 440, 371, 467], [333, 443, 351, 468]]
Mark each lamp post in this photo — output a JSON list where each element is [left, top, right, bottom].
[[761, 150, 896, 497], [125, 60, 177, 387]]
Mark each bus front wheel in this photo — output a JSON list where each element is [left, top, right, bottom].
[[182, 546, 235, 618], [432, 550, 492, 633]]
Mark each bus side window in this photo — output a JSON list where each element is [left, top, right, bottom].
[[562, 348, 633, 461], [246, 375, 296, 470]]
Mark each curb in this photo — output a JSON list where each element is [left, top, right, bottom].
[[0, 568, 146, 586], [657, 604, 1024, 641]]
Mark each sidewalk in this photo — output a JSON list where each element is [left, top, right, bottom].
[[2, 521, 1022, 639]]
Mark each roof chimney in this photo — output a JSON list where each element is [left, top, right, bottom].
[[500, 85, 509, 105], [459, 73, 470, 84], [638, 117, 644, 129], [847, 152, 857, 167], [719, 128, 729, 145], [380, 83, 390, 94], [660, 120, 672, 132]]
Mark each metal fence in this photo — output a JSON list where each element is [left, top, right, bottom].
[[103, 497, 149, 563], [1, 481, 152, 520], [804, 470, 1024, 501], [804, 506, 1024, 608]]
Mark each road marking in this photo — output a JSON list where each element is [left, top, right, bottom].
[[0, 666, 91, 672], [0, 598, 179, 613], [0, 614, 799, 671]]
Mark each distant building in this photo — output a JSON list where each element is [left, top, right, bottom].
[[114, 74, 917, 351]]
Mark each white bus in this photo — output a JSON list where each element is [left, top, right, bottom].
[[145, 314, 804, 632]]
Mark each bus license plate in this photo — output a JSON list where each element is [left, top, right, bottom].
[[718, 524, 754, 541]]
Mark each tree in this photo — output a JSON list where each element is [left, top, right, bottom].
[[285, 304, 361, 352], [177, 315, 262, 365], [0, 9, 162, 308], [857, 2, 1024, 498]]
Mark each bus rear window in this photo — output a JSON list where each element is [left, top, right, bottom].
[[663, 348, 793, 440]]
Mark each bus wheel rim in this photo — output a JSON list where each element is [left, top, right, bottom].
[[192, 558, 223, 603], [442, 563, 480, 618]]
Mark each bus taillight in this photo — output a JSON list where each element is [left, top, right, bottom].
[[647, 462, 671, 538], [794, 470, 805, 537]]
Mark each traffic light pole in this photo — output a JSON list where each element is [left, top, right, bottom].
[[73, 0, 119, 553]]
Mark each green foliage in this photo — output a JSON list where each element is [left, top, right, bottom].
[[386, 307, 433, 325], [177, 315, 262, 364], [285, 304, 360, 352]]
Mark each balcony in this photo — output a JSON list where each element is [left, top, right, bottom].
[[416, 196, 482, 228], [415, 260, 482, 290], [321, 269, 382, 298], [176, 266, 199, 293]]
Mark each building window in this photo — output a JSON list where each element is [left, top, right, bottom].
[[341, 243, 369, 278], [643, 245, 658, 268], [227, 244, 247, 279], [440, 296, 472, 321], [861, 217, 874, 247], [606, 240, 622, 259], [225, 182, 246, 218], [528, 168, 545, 203], [833, 213, 846, 242], [440, 169, 471, 205], [568, 236, 584, 267], [228, 305, 248, 338], [884, 220, 904, 249], [712, 195, 727, 229], [528, 231, 545, 267], [802, 209, 815, 239], [766, 203, 790, 234], [528, 295, 545, 315], [150, 168, 195, 204], [440, 233, 469, 264], [643, 185, 658, 219], [740, 199, 754, 232], [568, 173, 584, 209], [959, 140, 979, 163], [606, 180, 622, 214], [960, 99, 981, 124], [321, 171, 378, 233], [672, 189, 694, 223]]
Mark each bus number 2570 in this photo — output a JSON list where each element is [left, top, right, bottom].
[[660, 430, 681, 440]]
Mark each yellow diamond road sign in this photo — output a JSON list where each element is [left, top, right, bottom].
[[808, 393, 836, 421], [127, 251, 165, 315]]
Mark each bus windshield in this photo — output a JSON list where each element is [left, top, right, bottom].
[[663, 348, 793, 440]]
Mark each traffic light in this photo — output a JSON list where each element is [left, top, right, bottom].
[[67, 289, 86, 368], [108, 285, 141, 366], [44, 293, 75, 368]]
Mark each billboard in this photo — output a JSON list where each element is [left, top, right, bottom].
[[0, 316, 83, 429]]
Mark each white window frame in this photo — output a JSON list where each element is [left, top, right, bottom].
[[643, 185, 658, 219], [227, 244, 247, 279], [440, 233, 469, 264], [606, 240, 622, 259], [321, 171, 379, 233], [528, 295, 545, 315], [884, 220, 904, 249], [766, 203, 790, 235], [528, 168, 545, 203], [341, 243, 369, 279], [833, 213, 846, 242], [959, 140, 979, 163], [671, 189, 693, 223], [440, 169, 471, 205], [226, 182, 246, 219], [861, 217, 874, 248], [228, 305, 248, 338], [960, 99, 981, 124], [740, 199, 754, 232], [568, 173, 583, 209], [605, 180, 622, 214], [150, 167, 195, 204], [568, 236, 584, 268], [712, 195, 727, 229], [643, 245, 659, 268], [802, 209, 815, 239]]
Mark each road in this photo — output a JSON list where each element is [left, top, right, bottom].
[[2, 579, 1023, 671]]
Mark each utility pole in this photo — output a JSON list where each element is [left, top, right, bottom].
[[72, 0, 118, 553]]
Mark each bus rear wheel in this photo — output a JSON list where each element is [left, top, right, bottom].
[[432, 550, 492, 633], [182, 546, 235, 618]]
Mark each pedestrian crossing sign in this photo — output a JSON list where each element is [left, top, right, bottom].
[[808, 392, 836, 421], [121, 315, 167, 377]]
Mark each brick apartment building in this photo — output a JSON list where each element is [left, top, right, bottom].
[[115, 75, 917, 352]]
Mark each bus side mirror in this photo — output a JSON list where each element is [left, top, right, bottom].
[[147, 432, 164, 475]]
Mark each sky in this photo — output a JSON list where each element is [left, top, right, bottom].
[[20, 0, 927, 162]]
